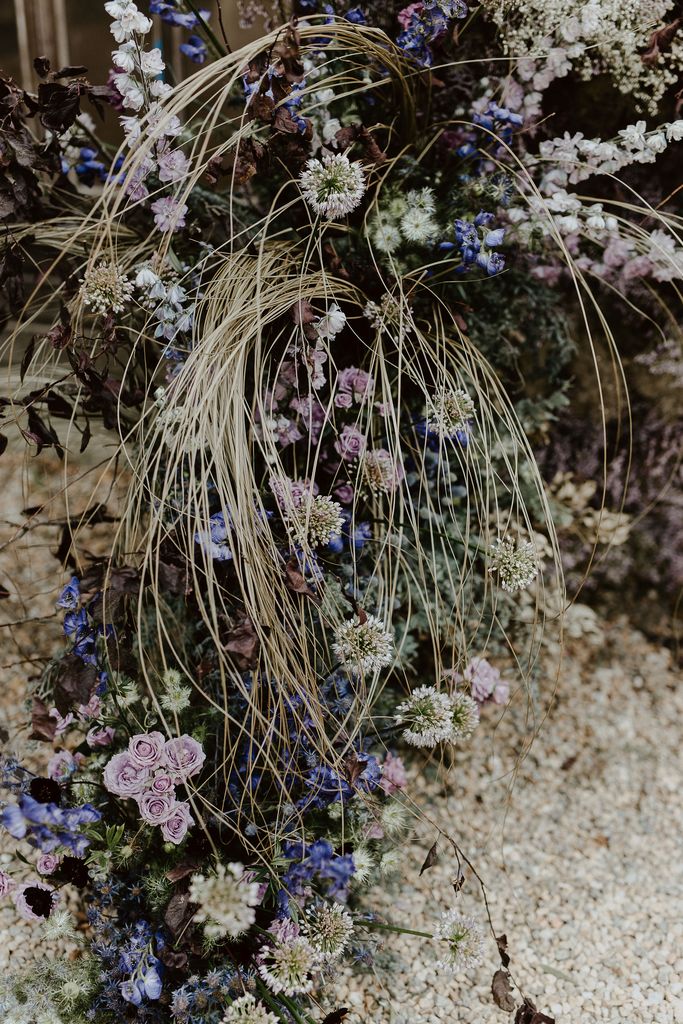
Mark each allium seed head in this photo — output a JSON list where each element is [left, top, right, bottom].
[[300, 152, 366, 220], [433, 910, 485, 973], [489, 537, 538, 593], [333, 614, 394, 675], [395, 685, 453, 748]]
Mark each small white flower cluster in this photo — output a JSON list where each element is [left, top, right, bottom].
[[371, 188, 438, 253], [488, 536, 538, 593], [426, 388, 476, 438], [159, 668, 192, 714], [363, 293, 412, 340], [222, 994, 278, 1024], [135, 264, 193, 343], [433, 910, 485, 973], [333, 614, 394, 675], [258, 928, 319, 997], [300, 152, 366, 219], [79, 260, 134, 316], [479, 0, 683, 114], [106, 1, 189, 231], [287, 494, 344, 547], [188, 862, 261, 939], [304, 902, 354, 962], [361, 448, 404, 496], [395, 685, 479, 748]]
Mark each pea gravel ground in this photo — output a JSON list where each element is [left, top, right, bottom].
[[1, 449, 682, 1023]]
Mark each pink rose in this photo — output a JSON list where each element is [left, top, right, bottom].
[[87, 726, 116, 748], [103, 752, 151, 797], [150, 773, 175, 796], [334, 424, 367, 462], [379, 752, 407, 795], [138, 790, 176, 826], [37, 854, 60, 875], [0, 869, 14, 898], [164, 735, 205, 783], [128, 732, 166, 769], [160, 800, 194, 844], [338, 367, 374, 403], [333, 483, 354, 505], [334, 391, 353, 409]]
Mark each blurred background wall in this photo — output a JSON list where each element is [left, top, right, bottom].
[[3, 2, 276, 91]]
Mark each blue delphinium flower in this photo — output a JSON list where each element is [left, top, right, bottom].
[[1, 792, 101, 856], [346, 5, 366, 23], [194, 510, 233, 561], [397, 0, 469, 68], [440, 210, 506, 276], [180, 34, 208, 63], [56, 575, 80, 609], [282, 838, 355, 903], [327, 509, 372, 553], [149, 0, 210, 29]]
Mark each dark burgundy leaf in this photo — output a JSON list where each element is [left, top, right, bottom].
[[33, 56, 51, 78], [166, 862, 201, 883], [515, 1000, 556, 1024], [79, 422, 91, 452], [419, 840, 439, 875], [30, 697, 57, 741], [496, 933, 510, 968], [53, 654, 97, 715], [224, 616, 260, 668], [164, 892, 196, 940], [54, 65, 89, 79], [0, 434, 7, 456], [492, 970, 516, 1012], [285, 557, 316, 598], [321, 1011, 349, 1024], [46, 322, 72, 350], [20, 337, 35, 383]]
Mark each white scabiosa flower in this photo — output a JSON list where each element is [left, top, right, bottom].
[[394, 685, 453, 748], [426, 388, 476, 437], [287, 494, 344, 547], [159, 668, 192, 713], [371, 217, 402, 253], [80, 261, 134, 315], [258, 933, 319, 997], [400, 206, 438, 243], [433, 910, 485, 974], [304, 902, 354, 962], [350, 845, 375, 885], [222, 994, 278, 1023], [333, 614, 394, 675], [380, 801, 409, 837], [379, 848, 403, 876], [188, 863, 261, 939], [449, 692, 480, 740], [300, 152, 366, 219], [407, 186, 436, 213], [488, 537, 538, 593]]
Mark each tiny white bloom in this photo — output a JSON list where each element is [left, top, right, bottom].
[[433, 910, 485, 973], [188, 863, 261, 939], [222, 994, 278, 1023]]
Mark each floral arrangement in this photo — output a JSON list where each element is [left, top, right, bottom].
[[0, 1, 680, 1022]]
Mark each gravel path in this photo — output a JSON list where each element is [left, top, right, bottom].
[[323, 615, 683, 1024], [1, 447, 681, 1022]]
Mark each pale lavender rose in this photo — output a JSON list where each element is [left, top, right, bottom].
[[338, 367, 374, 403], [150, 773, 175, 796], [14, 881, 58, 921], [37, 854, 60, 875], [164, 736, 206, 783], [47, 750, 78, 781], [87, 726, 116, 748], [334, 391, 353, 409], [333, 483, 354, 505], [160, 800, 194, 844], [0, 869, 14, 897], [334, 424, 367, 462], [128, 731, 166, 769], [103, 751, 151, 797], [138, 790, 176, 826]]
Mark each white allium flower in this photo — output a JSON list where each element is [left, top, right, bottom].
[[433, 910, 485, 973], [316, 302, 346, 339], [222, 994, 278, 1023], [394, 686, 453, 748], [258, 934, 319, 996], [80, 261, 134, 315], [333, 614, 394, 675], [361, 448, 403, 495], [304, 902, 354, 961], [300, 152, 366, 219], [189, 862, 261, 939], [426, 388, 475, 437], [287, 494, 344, 547], [449, 692, 480, 740], [400, 207, 438, 243], [159, 668, 192, 713], [488, 537, 538, 593]]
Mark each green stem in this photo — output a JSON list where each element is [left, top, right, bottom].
[[184, 0, 229, 59], [362, 919, 434, 940]]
